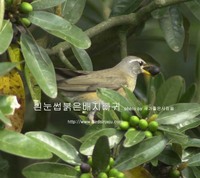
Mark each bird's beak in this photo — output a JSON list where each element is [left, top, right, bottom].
[[141, 64, 151, 75], [142, 64, 160, 76]]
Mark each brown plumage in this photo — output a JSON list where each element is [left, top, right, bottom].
[[57, 56, 158, 103]]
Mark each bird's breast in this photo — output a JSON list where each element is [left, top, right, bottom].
[[125, 75, 136, 91]]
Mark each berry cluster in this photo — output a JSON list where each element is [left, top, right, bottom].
[[119, 106, 159, 138], [4, 0, 33, 27], [75, 157, 126, 178]]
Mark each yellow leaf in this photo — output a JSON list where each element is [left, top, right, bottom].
[[124, 166, 153, 178], [8, 44, 24, 71], [0, 69, 25, 132], [25, 65, 41, 103]]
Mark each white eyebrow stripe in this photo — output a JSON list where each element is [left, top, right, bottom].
[[128, 59, 137, 63], [128, 59, 146, 64]]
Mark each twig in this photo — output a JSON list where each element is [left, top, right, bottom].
[[58, 49, 76, 70], [118, 28, 128, 58], [47, 0, 191, 55]]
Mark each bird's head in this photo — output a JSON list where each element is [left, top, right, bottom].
[[116, 56, 160, 77]]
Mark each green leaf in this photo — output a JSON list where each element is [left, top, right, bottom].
[[158, 125, 182, 134], [97, 88, 132, 112], [0, 156, 9, 177], [22, 162, 79, 178], [102, 110, 119, 124], [123, 129, 145, 148], [26, 131, 81, 165], [179, 84, 197, 103], [184, 1, 200, 22], [0, 0, 4, 30], [61, 135, 82, 151], [92, 136, 110, 174], [0, 95, 20, 115], [24, 65, 41, 103], [0, 62, 18, 76], [158, 124, 188, 145], [123, 87, 142, 117], [0, 110, 11, 126], [0, 130, 52, 159], [114, 135, 167, 171], [0, 95, 18, 126], [147, 73, 165, 105], [188, 153, 200, 167], [71, 46, 93, 71], [182, 167, 196, 178], [156, 103, 200, 125], [151, 8, 167, 20], [155, 76, 185, 107], [111, 0, 141, 16], [191, 167, 200, 178], [80, 124, 105, 142], [21, 33, 57, 98], [62, 0, 86, 24], [159, 6, 185, 52], [28, 11, 91, 49], [158, 149, 181, 165], [80, 128, 123, 155], [177, 117, 200, 132], [0, 20, 13, 55], [195, 0, 200, 5], [183, 138, 200, 148], [165, 132, 188, 145], [31, 0, 66, 10]]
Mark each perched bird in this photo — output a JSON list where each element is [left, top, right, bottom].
[[56, 56, 159, 120]]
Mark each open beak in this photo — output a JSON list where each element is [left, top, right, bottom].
[[142, 64, 160, 76]]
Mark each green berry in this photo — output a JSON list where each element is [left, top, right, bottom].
[[121, 111, 131, 121], [145, 131, 153, 138], [109, 157, 115, 167], [20, 18, 31, 27], [74, 165, 80, 172], [117, 172, 125, 178], [119, 121, 130, 130], [109, 168, 119, 177], [128, 127, 136, 131], [139, 119, 148, 130], [169, 169, 181, 178], [88, 157, 92, 166], [105, 165, 110, 172], [141, 105, 149, 118], [98, 172, 108, 178], [19, 2, 33, 14], [148, 114, 158, 122], [80, 173, 92, 178], [129, 116, 140, 126], [148, 121, 159, 132]]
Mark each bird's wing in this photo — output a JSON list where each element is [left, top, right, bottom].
[[58, 69, 128, 92], [55, 68, 91, 81]]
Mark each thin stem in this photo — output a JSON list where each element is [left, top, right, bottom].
[[58, 49, 76, 70], [47, 0, 191, 55]]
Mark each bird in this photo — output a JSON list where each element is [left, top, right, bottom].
[[56, 56, 159, 121]]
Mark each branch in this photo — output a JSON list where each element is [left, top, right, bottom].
[[47, 0, 191, 55], [118, 28, 128, 58]]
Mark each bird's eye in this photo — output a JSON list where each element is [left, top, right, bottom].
[[139, 61, 144, 66]]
